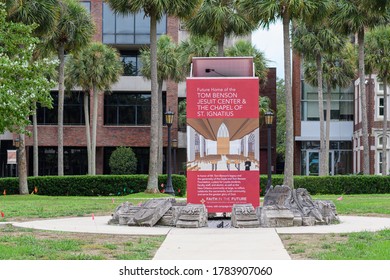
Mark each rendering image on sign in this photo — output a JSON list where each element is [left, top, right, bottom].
[[186, 77, 260, 213]]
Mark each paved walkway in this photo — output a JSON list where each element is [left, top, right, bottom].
[[4, 215, 390, 260]]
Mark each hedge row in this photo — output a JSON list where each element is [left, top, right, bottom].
[[260, 175, 390, 195], [1, 174, 389, 196], [0, 174, 186, 197]]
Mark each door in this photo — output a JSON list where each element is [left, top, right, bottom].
[[305, 150, 334, 176]]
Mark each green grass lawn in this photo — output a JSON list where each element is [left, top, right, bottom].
[[314, 194, 390, 216], [0, 193, 172, 221]]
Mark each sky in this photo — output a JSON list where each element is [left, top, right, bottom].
[[251, 21, 284, 79]]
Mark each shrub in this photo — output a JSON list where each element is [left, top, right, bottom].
[[109, 147, 137, 175], [0, 174, 186, 197]]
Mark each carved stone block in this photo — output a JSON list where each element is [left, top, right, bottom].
[[176, 204, 208, 228], [108, 201, 134, 225], [156, 206, 184, 227], [133, 199, 172, 227], [302, 216, 316, 226], [231, 204, 260, 228], [263, 185, 292, 207], [258, 206, 294, 227]]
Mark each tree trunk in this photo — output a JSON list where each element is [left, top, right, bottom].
[[18, 133, 28, 194], [91, 86, 98, 175], [317, 55, 327, 176], [158, 80, 163, 175], [383, 78, 388, 175], [217, 36, 225, 57], [326, 83, 331, 175], [32, 103, 39, 176], [84, 92, 92, 174], [358, 29, 370, 174], [57, 44, 65, 176], [282, 13, 294, 188], [146, 14, 160, 193]]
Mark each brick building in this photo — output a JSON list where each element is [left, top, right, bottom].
[[0, 0, 276, 177]]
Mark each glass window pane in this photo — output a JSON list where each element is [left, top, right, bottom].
[[157, 15, 167, 34], [137, 106, 151, 124], [116, 14, 134, 33], [80, 1, 90, 13], [103, 35, 115, 44], [135, 12, 150, 33], [103, 3, 115, 33], [104, 106, 118, 125], [119, 106, 136, 124], [135, 35, 150, 44], [116, 35, 134, 44]]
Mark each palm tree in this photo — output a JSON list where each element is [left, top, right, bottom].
[[225, 40, 269, 83], [140, 35, 184, 174], [185, 0, 257, 56], [331, 0, 390, 174], [65, 43, 123, 175], [178, 35, 217, 75], [292, 20, 346, 176], [105, 0, 201, 193], [3, 0, 59, 177], [238, 0, 323, 187], [46, 0, 94, 175], [365, 26, 390, 175], [303, 42, 356, 175]]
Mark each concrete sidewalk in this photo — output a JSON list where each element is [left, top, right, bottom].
[[6, 215, 390, 260]]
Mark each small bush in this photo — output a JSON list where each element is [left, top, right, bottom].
[[109, 147, 137, 175]]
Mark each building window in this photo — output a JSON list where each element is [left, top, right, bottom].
[[36, 91, 86, 125], [80, 1, 91, 13], [102, 3, 166, 45], [29, 147, 88, 176], [301, 83, 354, 121], [378, 97, 384, 117], [120, 51, 142, 76], [104, 92, 166, 126], [379, 82, 384, 91]]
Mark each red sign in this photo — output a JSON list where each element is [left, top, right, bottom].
[[186, 77, 260, 213]]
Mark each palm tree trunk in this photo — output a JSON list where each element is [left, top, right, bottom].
[[18, 133, 28, 194], [282, 13, 294, 188], [91, 86, 98, 175], [57, 44, 65, 176], [358, 29, 370, 174], [217, 36, 225, 57], [84, 92, 92, 174], [383, 78, 388, 175], [326, 83, 331, 175], [316, 55, 326, 176], [146, 14, 160, 193], [32, 103, 39, 176], [158, 80, 163, 174]]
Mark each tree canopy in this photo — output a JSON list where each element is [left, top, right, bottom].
[[0, 6, 57, 134]]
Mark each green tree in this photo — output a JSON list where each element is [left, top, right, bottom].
[[2, 0, 60, 177], [185, 0, 257, 56], [365, 26, 390, 175], [292, 20, 346, 176], [45, 0, 94, 176], [303, 43, 356, 176], [331, 0, 390, 174], [225, 40, 269, 83], [0, 6, 57, 193], [140, 35, 184, 174], [238, 0, 324, 187], [178, 35, 217, 75], [109, 147, 137, 175], [105, 0, 202, 193], [65, 43, 123, 175]]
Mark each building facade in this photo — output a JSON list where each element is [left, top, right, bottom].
[[353, 74, 390, 175], [0, 0, 276, 178], [292, 53, 354, 176]]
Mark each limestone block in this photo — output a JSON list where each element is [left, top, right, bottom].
[[133, 199, 172, 227], [176, 204, 208, 228], [108, 201, 134, 225], [231, 204, 260, 228], [258, 206, 294, 227], [157, 206, 184, 227], [302, 216, 316, 226]]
